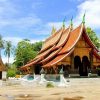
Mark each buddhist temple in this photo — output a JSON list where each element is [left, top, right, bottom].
[[20, 18, 100, 76]]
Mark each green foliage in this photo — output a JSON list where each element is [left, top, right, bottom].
[[7, 68, 16, 77], [32, 41, 42, 52], [86, 27, 100, 49], [14, 40, 42, 68], [16, 67, 21, 74], [46, 82, 54, 88]]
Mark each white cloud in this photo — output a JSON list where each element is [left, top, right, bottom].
[[0, 0, 48, 36], [34, 0, 100, 35], [3, 36, 43, 46], [0, 0, 41, 29], [75, 0, 100, 29], [0, 16, 41, 29], [0, 0, 18, 18], [43, 0, 100, 36], [3, 37, 23, 45], [48, 22, 70, 29], [32, 1, 43, 10], [48, 22, 62, 29], [48, 21, 70, 29], [30, 39, 41, 43]]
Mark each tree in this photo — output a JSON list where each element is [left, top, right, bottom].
[[32, 41, 42, 52], [14, 39, 38, 67], [86, 27, 100, 49], [0, 35, 4, 57], [7, 68, 16, 77], [4, 41, 13, 66]]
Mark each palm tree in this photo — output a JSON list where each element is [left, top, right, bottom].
[[4, 41, 13, 66], [0, 35, 4, 57]]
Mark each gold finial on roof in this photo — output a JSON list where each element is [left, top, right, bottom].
[[51, 26, 56, 35], [82, 12, 86, 24], [62, 17, 66, 28], [70, 16, 73, 29]]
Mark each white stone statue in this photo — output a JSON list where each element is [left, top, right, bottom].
[[39, 68, 47, 84], [58, 68, 69, 87]]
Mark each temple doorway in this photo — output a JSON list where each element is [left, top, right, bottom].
[[34, 65, 41, 74], [74, 56, 82, 76], [82, 56, 90, 76], [74, 56, 90, 76]]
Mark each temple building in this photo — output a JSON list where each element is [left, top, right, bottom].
[[21, 18, 100, 76]]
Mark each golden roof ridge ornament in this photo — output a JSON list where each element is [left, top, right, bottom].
[[51, 26, 56, 35], [62, 17, 66, 29], [82, 12, 86, 25], [70, 16, 73, 29]]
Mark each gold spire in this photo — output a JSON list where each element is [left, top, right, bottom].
[[51, 26, 56, 35], [82, 12, 86, 24], [62, 17, 66, 28], [70, 16, 73, 29]]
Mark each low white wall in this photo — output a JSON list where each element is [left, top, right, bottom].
[[2, 71, 7, 79]]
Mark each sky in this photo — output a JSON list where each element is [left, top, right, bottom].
[[0, 0, 100, 63]]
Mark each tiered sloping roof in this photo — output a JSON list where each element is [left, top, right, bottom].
[[39, 28, 63, 53], [43, 48, 74, 68], [24, 28, 63, 65], [43, 24, 83, 67], [21, 22, 100, 70], [21, 27, 70, 70]]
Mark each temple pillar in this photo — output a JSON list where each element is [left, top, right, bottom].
[[53, 66, 57, 74], [89, 49, 93, 69], [27, 67, 31, 74], [70, 52, 74, 71]]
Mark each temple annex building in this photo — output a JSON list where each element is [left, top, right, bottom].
[[21, 19, 100, 76]]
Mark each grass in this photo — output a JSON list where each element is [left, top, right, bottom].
[[46, 82, 54, 88]]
